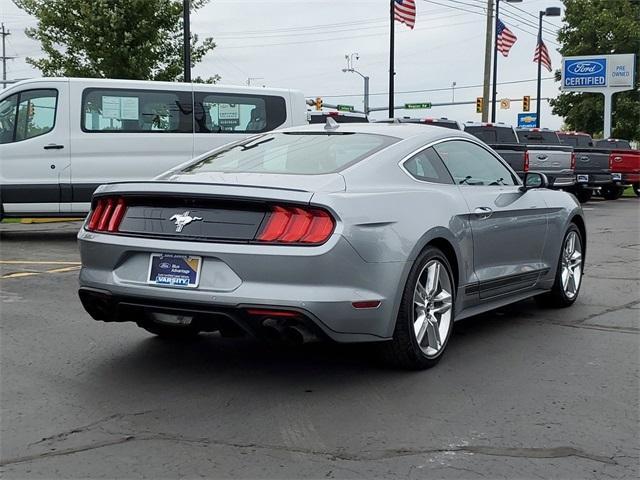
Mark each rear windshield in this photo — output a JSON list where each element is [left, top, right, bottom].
[[517, 130, 561, 145], [595, 139, 631, 150], [309, 114, 368, 124], [465, 126, 517, 143], [558, 134, 591, 147], [182, 132, 397, 175]]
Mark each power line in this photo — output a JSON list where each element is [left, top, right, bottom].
[[320, 76, 555, 98]]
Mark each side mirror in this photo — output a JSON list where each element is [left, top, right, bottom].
[[520, 172, 549, 192]]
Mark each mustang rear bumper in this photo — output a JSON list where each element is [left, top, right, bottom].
[[78, 229, 408, 342]]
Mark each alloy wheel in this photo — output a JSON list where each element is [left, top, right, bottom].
[[561, 231, 582, 299], [413, 260, 453, 358]]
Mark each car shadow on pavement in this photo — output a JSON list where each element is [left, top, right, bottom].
[[85, 299, 543, 388]]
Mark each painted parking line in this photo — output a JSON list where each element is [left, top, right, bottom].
[[0, 261, 81, 265], [0, 261, 81, 279]]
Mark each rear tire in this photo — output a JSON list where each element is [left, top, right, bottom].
[[536, 224, 583, 308], [381, 246, 455, 370], [575, 189, 592, 203], [137, 321, 201, 340], [601, 185, 623, 200]]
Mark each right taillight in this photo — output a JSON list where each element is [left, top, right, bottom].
[[256, 205, 335, 245], [524, 151, 530, 172], [86, 197, 127, 233]]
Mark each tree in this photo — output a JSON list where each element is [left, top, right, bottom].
[[14, 0, 219, 83], [551, 0, 640, 140]]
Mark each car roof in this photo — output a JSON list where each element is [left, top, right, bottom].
[[275, 121, 475, 141]]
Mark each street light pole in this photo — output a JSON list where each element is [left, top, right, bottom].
[[183, 0, 191, 83], [343, 53, 370, 115], [451, 81, 457, 102], [535, 6, 561, 128]]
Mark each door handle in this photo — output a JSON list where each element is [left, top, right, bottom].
[[474, 207, 493, 219], [44, 144, 64, 150]]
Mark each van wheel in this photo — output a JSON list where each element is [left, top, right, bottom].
[[381, 247, 455, 370], [536, 224, 583, 308], [575, 190, 592, 203], [602, 186, 623, 200]]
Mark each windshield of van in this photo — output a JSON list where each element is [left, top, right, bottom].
[[182, 132, 398, 175]]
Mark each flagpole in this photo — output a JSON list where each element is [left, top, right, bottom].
[[535, 11, 543, 128], [490, 0, 500, 122], [389, 0, 395, 118]]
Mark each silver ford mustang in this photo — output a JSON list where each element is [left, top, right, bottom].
[[78, 122, 586, 369]]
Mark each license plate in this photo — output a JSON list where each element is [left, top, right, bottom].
[[612, 173, 622, 181], [577, 174, 589, 183], [148, 253, 202, 288]]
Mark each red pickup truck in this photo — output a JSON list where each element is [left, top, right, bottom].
[[594, 139, 640, 198]]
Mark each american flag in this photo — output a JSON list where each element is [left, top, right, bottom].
[[496, 19, 517, 57], [533, 38, 552, 72], [394, 0, 416, 29]]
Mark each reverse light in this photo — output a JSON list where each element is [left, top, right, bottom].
[[86, 197, 127, 233], [256, 205, 335, 244]]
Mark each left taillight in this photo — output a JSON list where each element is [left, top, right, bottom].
[[86, 197, 127, 233], [256, 205, 335, 245], [570, 152, 576, 170]]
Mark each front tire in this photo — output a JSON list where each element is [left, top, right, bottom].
[[536, 224, 584, 308], [382, 247, 455, 370]]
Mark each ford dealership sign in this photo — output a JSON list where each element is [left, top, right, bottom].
[[562, 54, 635, 91]]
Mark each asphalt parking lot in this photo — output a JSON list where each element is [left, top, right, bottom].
[[1, 197, 638, 479]]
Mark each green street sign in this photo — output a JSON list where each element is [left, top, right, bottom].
[[337, 104, 354, 112], [404, 102, 432, 109]]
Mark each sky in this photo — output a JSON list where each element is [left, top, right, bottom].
[[1, 0, 567, 128]]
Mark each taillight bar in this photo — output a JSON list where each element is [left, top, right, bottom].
[[256, 205, 335, 245], [570, 152, 576, 171], [523, 151, 530, 172], [86, 197, 127, 233]]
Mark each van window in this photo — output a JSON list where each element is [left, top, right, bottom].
[[0, 89, 57, 144], [194, 92, 286, 134], [82, 88, 192, 133]]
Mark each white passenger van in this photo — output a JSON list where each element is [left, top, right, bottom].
[[0, 77, 307, 217]]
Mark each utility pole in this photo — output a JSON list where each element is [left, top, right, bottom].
[[388, 0, 395, 118], [183, 0, 191, 83], [1, 23, 12, 90], [481, 0, 494, 122]]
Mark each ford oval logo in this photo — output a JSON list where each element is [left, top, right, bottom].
[[159, 262, 171, 269], [568, 61, 604, 76]]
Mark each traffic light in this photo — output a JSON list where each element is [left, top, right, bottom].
[[523, 95, 531, 112], [476, 97, 483, 114], [315, 97, 323, 111], [27, 102, 35, 117]]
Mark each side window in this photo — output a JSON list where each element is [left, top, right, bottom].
[[0, 93, 18, 144], [82, 88, 192, 133], [194, 92, 286, 134], [15, 90, 58, 141], [403, 147, 454, 184], [434, 140, 517, 186], [0, 89, 57, 144]]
